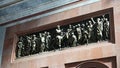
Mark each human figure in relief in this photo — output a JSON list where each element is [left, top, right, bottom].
[[45, 32, 51, 51], [102, 15, 110, 40], [85, 21, 93, 43], [71, 32, 77, 47], [17, 37, 24, 58], [91, 17, 103, 42], [81, 24, 89, 45], [76, 24, 82, 44], [31, 34, 37, 54], [26, 36, 32, 55], [56, 25, 64, 50], [63, 29, 70, 47], [41, 33, 46, 52]]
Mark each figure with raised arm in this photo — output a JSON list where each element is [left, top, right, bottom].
[[102, 15, 110, 40], [91, 17, 102, 42]]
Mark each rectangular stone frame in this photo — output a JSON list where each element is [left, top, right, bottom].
[[13, 7, 115, 60], [1, 7, 115, 68]]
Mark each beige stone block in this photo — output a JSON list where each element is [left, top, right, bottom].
[[102, 45, 115, 57], [49, 64, 65, 68], [90, 47, 103, 59]]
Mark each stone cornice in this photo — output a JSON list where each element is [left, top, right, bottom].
[[0, 0, 79, 25], [0, 0, 100, 27]]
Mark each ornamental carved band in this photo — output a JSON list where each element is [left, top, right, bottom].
[[16, 14, 110, 58]]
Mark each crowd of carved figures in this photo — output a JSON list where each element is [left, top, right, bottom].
[[16, 14, 110, 58]]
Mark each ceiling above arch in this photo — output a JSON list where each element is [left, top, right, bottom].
[[0, 0, 79, 26], [0, 0, 100, 27]]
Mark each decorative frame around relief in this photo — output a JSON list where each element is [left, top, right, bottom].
[[13, 7, 115, 59], [7, 7, 115, 62]]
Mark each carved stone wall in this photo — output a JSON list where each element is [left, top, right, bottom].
[[1, 0, 120, 68]]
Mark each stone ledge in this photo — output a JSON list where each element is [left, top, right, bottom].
[[12, 42, 115, 64]]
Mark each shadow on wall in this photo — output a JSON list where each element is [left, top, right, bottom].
[[76, 61, 109, 68], [65, 56, 117, 68], [0, 27, 6, 67]]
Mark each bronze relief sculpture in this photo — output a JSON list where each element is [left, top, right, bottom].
[[16, 14, 110, 58]]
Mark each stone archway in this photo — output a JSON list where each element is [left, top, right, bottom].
[[76, 61, 109, 68]]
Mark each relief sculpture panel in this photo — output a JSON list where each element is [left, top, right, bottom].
[[16, 14, 110, 58]]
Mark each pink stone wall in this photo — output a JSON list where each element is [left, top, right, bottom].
[[1, 0, 120, 68]]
